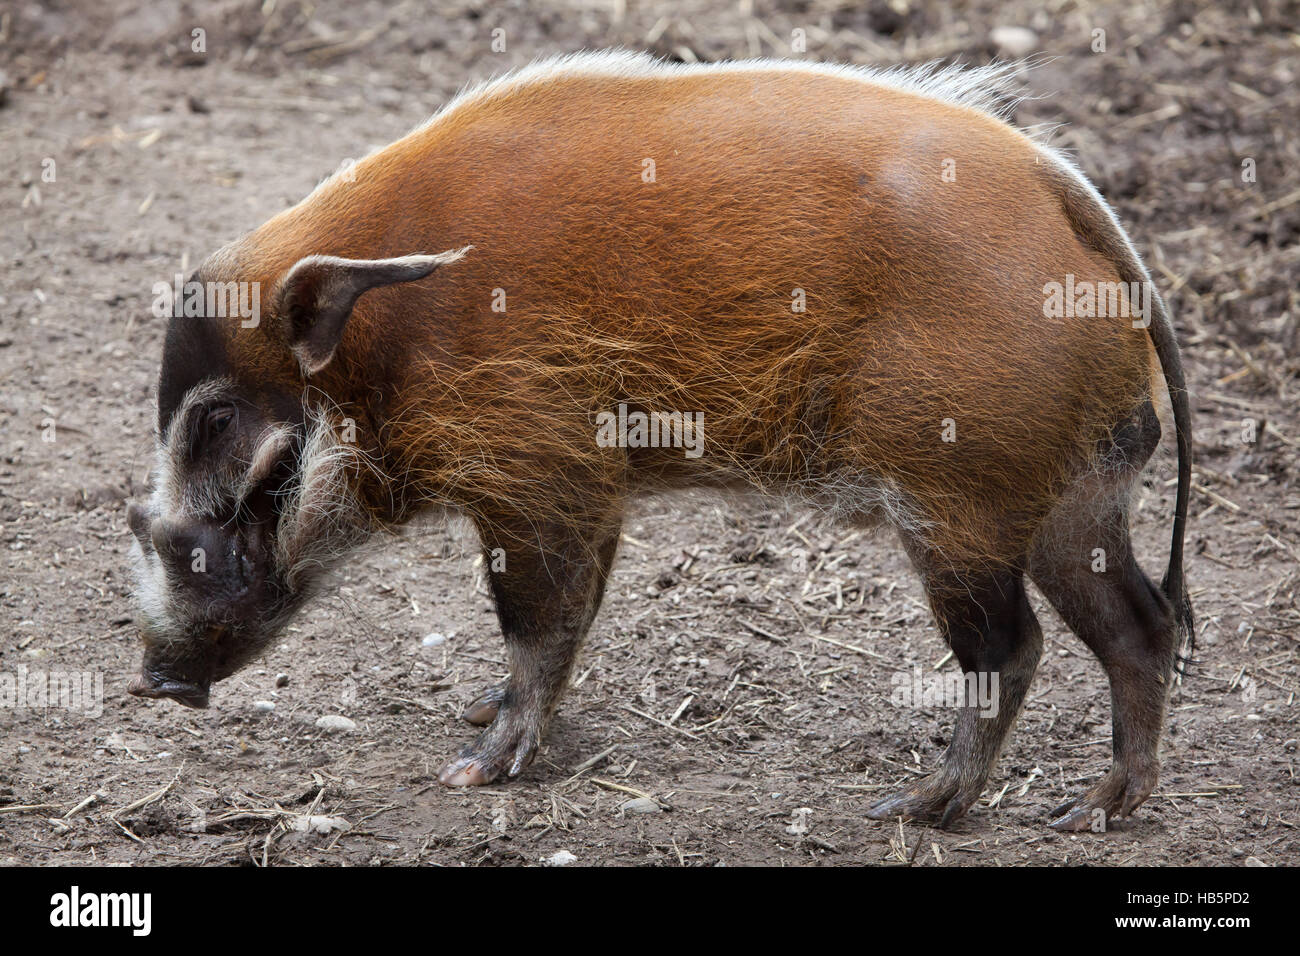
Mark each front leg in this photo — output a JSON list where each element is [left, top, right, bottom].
[[439, 508, 622, 786]]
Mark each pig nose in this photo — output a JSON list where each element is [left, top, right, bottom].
[[127, 669, 211, 708], [150, 516, 199, 560]]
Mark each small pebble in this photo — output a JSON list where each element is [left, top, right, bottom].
[[422, 632, 446, 647], [253, 700, 276, 713], [543, 850, 577, 866], [315, 714, 357, 733], [275, 673, 289, 688], [290, 814, 351, 835], [619, 797, 661, 815], [990, 25, 1038, 58]]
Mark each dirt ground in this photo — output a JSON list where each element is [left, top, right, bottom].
[[1, 0, 1297, 867]]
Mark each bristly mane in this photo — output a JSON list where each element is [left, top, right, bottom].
[[426, 49, 1029, 129], [304, 50, 1039, 207]]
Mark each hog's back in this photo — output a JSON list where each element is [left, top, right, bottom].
[[238, 64, 1155, 550]]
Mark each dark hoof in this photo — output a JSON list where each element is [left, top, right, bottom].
[[1049, 766, 1157, 832], [866, 774, 976, 829]]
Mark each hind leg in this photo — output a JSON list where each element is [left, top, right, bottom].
[[1030, 494, 1177, 831], [867, 563, 1043, 828]]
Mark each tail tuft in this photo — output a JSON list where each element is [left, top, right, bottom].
[[1164, 569, 1196, 678]]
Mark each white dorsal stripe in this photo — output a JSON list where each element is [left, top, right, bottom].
[[424, 49, 1029, 129], [304, 51, 1045, 203]]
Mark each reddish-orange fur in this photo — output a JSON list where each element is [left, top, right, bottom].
[[141, 58, 1193, 825], [208, 66, 1157, 572]]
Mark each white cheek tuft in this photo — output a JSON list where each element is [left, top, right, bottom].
[[274, 405, 377, 592], [129, 537, 171, 631]]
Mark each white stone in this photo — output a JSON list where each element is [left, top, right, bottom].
[[315, 715, 357, 733], [619, 797, 661, 815], [290, 814, 351, 834], [990, 26, 1038, 58]]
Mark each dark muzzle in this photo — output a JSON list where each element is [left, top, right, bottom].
[[127, 670, 211, 708]]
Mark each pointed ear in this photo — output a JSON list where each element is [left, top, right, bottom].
[[274, 246, 471, 375]]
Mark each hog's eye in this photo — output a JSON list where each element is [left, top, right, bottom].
[[200, 405, 236, 451]]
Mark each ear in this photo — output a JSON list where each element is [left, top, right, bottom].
[[274, 246, 471, 375]]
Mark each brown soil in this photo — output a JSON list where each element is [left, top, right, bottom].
[[1, 0, 1297, 866]]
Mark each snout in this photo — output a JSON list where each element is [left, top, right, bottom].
[[127, 624, 243, 708], [127, 669, 211, 708]]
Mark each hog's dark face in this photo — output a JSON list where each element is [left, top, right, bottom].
[[127, 376, 368, 707], [126, 246, 470, 707]]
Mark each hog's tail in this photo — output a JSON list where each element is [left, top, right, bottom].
[[1041, 149, 1195, 675], [1146, 278, 1195, 676]]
